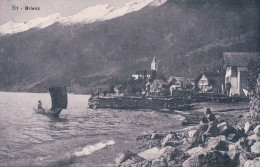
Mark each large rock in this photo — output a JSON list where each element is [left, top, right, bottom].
[[161, 147, 188, 162], [151, 133, 164, 140], [132, 160, 152, 167], [251, 141, 260, 154], [239, 152, 259, 167], [183, 153, 205, 167], [205, 136, 229, 151], [188, 130, 197, 138], [138, 146, 188, 166], [138, 146, 172, 160], [217, 122, 233, 136], [235, 125, 246, 137], [183, 151, 234, 167], [238, 152, 258, 167], [254, 125, 260, 136], [244, 157, 260, 167], [248, 134, 260, 143], [239, 153, 248, 167], [227, 133, 240, 142], [187, 147, 205, 156], [151, 157, 167, 167], [115, 150, 145, 165], [228, 143, 241, 165], [244, 121, 252, 134], [248, 134, 260, 146], [206, 135, 226, 142], [161, 140, 183, 147], [161, 134, 177, 147]]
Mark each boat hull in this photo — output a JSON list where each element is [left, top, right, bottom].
[[33, 108, 62, 117]]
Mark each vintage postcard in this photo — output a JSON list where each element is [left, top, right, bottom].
[[0, 0, 259, 166]]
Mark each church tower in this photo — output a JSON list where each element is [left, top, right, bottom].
[[151, 56, 158, 71]]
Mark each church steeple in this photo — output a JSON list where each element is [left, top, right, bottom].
[[151, 56, 158, 71]]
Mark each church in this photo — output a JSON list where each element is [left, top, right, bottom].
[[131, 57, 158, 80]]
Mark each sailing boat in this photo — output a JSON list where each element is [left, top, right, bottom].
[[33, 87, 68, 117]]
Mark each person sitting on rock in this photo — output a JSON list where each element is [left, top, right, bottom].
[[204, 108, 217, 121], [189, 116, 209, 148], [202, 108, 218, 143]]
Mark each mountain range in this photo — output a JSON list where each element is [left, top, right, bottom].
[[0, 0, 165, 35], [0, 0, 259, 93]]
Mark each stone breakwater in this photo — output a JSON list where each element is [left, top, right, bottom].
[[88, 96, 189, 110], [113, 113, 260, 167]]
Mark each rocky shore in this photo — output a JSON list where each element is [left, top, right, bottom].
[[112, 77, 260, 167], [112, 100, 259, 167]]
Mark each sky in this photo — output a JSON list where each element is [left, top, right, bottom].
[[0, 0, 132, 25]]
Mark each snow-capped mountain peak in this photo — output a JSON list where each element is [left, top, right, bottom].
[[104, 0, 155, 20], [149, 0, 167, 6], [0, 0, 165, 35], [59, 4, 114, 25], [0, 13, 61, 35]]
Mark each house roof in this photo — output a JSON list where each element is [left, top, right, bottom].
[[152, 79, 168, 85], [169, 76, 193, 86], [132, 69, 155, 75], [223, 52, 260, 67], [195, 71, 223, 85], [150, 79, 169, 91], [173, 77, 192, 86]]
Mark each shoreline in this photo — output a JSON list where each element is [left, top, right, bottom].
[[114, 101, 257, 166]]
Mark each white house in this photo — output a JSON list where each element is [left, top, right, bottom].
[[195, 71, 223, 93], [131, 69, 154, 80], [223, 52, 260, 97]]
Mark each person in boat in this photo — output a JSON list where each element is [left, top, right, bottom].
[[103, 90, 107, 97], [38, 100, 43, 109]]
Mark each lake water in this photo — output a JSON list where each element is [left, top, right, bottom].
[[0, 92, 183, 167]]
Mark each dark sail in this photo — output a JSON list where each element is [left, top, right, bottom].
[[49, 87, 68, 109]]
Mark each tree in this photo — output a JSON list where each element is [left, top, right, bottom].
[[247, 61, 260, 94]]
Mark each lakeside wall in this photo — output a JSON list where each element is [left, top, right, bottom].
[[88, 96, 189, 109]]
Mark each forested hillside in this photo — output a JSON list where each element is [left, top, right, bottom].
[[0, 0, 259, 93]]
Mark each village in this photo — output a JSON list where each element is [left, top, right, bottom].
[[89, 52, 260, 110], [129, 52, 259, 98]]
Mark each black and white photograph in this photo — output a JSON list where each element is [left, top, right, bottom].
[[0, 0, 259, 166]]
